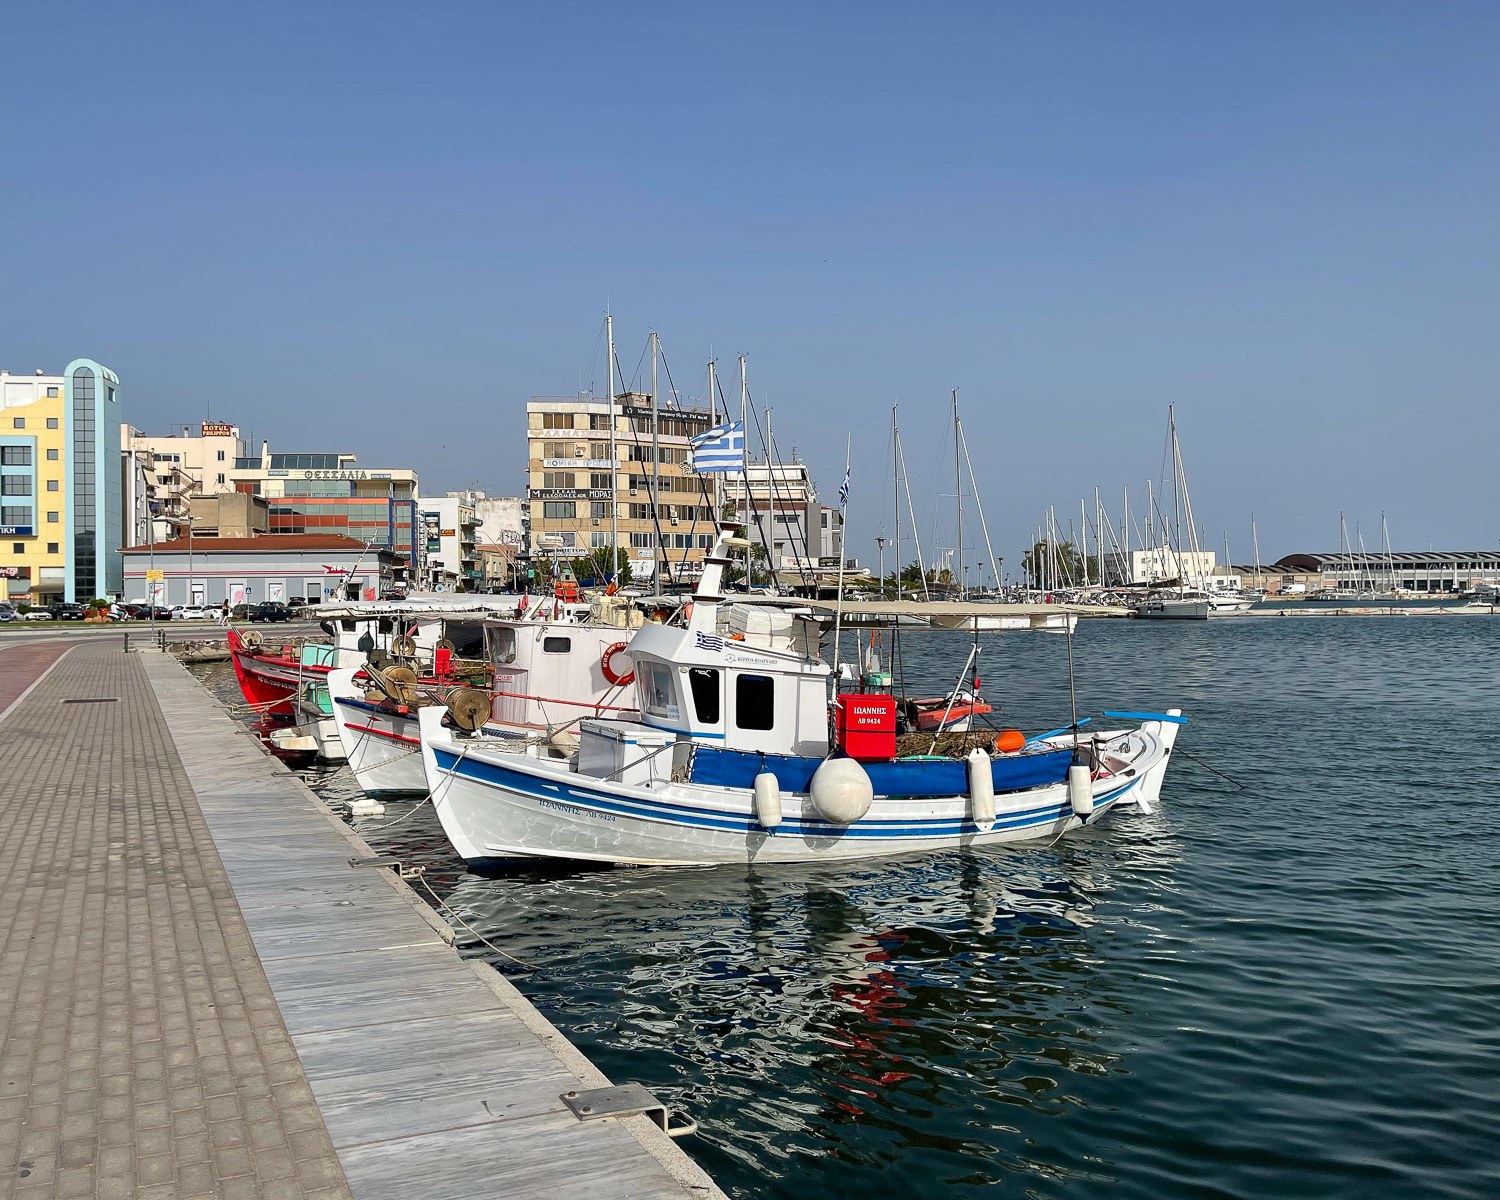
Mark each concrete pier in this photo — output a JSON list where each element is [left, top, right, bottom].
[[0, 639, 724, 1200]]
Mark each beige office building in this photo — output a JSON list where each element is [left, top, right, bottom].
[[526, 395, 718, 582]]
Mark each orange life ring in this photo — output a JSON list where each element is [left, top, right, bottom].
[[601, 642, 635, 686]]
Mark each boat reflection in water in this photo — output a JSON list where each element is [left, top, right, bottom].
[[435, 812, 1183, 1194]]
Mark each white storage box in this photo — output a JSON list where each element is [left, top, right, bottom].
[[576, 720, 677, 787]]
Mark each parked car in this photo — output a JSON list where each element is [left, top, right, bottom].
[[21, 607, 52, 621], [49, 602, 88, 621], [169, 605, 211, 620], [248, 601, 294, 623], [287, 596, 307, 607], [231, 603, 252, 620], [0, 603, 15, 623]]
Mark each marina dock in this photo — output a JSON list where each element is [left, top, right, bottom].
[[0, 638, 724, 1200]]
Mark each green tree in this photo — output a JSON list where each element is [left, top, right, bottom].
[[1021, 541, 1100, 588], [568, 546, 633, 587]]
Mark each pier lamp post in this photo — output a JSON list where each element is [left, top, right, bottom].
[[876, 535, 887, 600]]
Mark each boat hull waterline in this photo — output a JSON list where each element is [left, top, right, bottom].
[[420, 711, 1182, 867]]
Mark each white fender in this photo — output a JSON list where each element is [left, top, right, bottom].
[[807, 757, 873, 824], [753, 771, 782, 831], [1068, 762, 1094, 818], [966, 748, 995, 831]]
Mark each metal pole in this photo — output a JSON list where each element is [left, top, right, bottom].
[[952, 389, 963, 599], [651, 331, 661, 596], [607, 312, 618, 584]]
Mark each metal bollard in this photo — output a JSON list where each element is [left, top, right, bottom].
[[123, 631, 130, 654]]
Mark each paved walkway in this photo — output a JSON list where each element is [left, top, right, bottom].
[[0, 641, 352, 1200]]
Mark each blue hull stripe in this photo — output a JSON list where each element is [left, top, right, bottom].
[[432, 748, 1139, 839]]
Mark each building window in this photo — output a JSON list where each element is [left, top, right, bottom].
[[1, 447, 31, 466], [216, 450, 225, 461], [10, 418, 22, 429], [541, 501, 576, 519], [46, 480, 59, 492], [46, 417, 58, 429], [45, 387, 58, 398], [217, 473, 225, 484], [590, 502, 610, 519], [47, 543, 58, 554], [589, 414, 613, 431], [590, 473, 613, 491], [590, 532, 608, 547], [1, 476, 30, 495], [46, 449, 58, 461], [0, 507, 30, 525], [735, 674, 776, 730], [47, 511, 59, 523], [542, 472, 575, 489], [11, 543, 21, 554], [541, 413, 572, 429]]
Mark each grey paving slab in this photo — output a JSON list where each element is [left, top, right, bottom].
[[0, 641, 353, 1200], [140, 650, 726, 1200]]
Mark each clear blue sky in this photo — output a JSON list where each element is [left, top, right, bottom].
[[4, 2, 1496, 574]]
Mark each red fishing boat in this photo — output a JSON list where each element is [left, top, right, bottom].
[[226, 628, 333, 716]]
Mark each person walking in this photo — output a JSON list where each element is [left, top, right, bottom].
[[219, 600, 231, 626]]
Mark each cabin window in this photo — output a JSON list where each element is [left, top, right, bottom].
[[340, 619, 356, 632], [735, 674, 775, 730], [489, 626, 517, 664], [639, 662, 680, 720], [444, 621, 485, 659], [377, 617, 394, 635], [542, 636, 571, 654], [688, 668, 720, 724]]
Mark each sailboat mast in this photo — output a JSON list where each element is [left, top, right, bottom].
[[1170, 404, 1184, 596], [739, 355, 749, 586], [891, 405, 900, 600], [650, 330, 661, 596], [607, 312, 618, 583], [1252, 512, 1263, 590], [952, 389, 963, 597], [1080, 497, 1091, 588]]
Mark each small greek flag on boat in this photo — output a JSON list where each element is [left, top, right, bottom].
[[695, 631, 725, 652], [689, 421, 745, 474], [838, 466, 850, 510]]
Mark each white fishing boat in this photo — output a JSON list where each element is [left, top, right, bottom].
[[328, 595, 642, 795], [417, 532, 1185, 868]]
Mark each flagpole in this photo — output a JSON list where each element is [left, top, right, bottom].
[[832, 434, 851, 692]]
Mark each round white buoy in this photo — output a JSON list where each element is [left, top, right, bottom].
[[966, 748, 995, 831], [1067, 762, 1094, 818], [753, 771, 782, 830], [807, 757, 873, 824]]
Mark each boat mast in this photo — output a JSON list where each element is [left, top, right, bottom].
[[1080, 497, 1091, 588], [956, 413, 999, 593], [1252, 512, 1263, 591], [607, 312, 618, 584], [650, 330, 661, 596], [1169, 405, 1184, 596], [891, 405, 900, 600], [1382, 512, 1395, 592], [739, 355, 749, 586], [952, 389, 963, 598]]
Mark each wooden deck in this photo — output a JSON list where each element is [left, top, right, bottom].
[[139, 650, 726, 1200]]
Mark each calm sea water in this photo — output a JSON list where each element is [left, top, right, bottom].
[[196, 614, 1500, 1199]]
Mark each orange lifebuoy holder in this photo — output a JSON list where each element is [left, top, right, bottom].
[[601, 642, 635, 686]]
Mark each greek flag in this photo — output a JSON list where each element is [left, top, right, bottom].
[[695, 632, 725, 652], [838, 466, 850, 510], [689, 421, 745, 474]]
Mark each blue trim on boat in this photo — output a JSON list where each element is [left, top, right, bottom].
[[1102, 709, 1188, 724], [432, 746, 1137, 839]]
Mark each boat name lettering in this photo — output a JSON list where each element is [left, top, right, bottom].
[[536, 796, 616, 822]]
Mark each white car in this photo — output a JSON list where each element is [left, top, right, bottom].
[[21, 608, 52, 621], [170, 604, 212, 620]]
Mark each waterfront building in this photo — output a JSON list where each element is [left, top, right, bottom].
[[526, 394, 718, 582], [228, 446, 419, 583], [127, 420, 246, 521], [1274, 550, 1500, 594], [418, 495, 480, 592], [1102, 547, 1218, 587], [721, 462, 824, 578], [475, 541, 521, 591], [121, 533, 401, 607], [0, 360, 122, 605]]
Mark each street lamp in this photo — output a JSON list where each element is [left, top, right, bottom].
[[876, 534, 887, 600]]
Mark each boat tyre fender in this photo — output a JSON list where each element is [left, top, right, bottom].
[[601, 641, 635, 686]]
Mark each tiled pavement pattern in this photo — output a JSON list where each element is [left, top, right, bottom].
[[0, 641, 353, 1200]]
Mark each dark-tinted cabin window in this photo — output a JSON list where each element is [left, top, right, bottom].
[[443, 621, 485, 658], [688, 667, 720, 724], [377, 617, 394, 635], [735, 674, 775, 730], [542, 636, 571, 654]]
